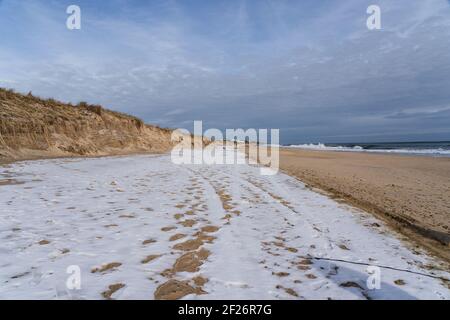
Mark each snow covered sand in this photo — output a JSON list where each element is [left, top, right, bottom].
[[0, 148, 449, 300]]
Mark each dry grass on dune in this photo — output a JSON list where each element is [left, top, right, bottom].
[[0, 88, 175, 161]]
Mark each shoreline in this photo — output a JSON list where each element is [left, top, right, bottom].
[[278, 147, 450, 263], [282, 148, 450, 158]]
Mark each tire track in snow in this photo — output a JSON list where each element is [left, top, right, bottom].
[[183, 164, 336, 298], [153, 170, 225, 300]]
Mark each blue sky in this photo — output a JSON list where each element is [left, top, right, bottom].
[[1, 0, 450, 143]]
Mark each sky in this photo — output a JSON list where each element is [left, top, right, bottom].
[[1, 0, 450, 144]]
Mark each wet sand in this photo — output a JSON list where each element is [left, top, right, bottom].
[[279, 148, 450, 262]]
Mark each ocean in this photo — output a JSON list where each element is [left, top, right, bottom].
[[286, 141, 450, 157]]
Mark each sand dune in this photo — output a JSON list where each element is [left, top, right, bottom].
[[0, 88, 175, 162]]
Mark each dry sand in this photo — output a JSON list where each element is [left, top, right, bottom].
[[279, 148, 450, 262]]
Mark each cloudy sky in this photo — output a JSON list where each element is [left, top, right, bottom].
[[1, 0, 450, 144]]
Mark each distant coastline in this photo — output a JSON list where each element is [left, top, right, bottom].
[[284, 141, 450, 157]]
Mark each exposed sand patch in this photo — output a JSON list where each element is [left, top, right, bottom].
[[273, 272, 290, 277], [142, 239, 157, 245], [268, 192, 297, 212], [394, 279, 406, 286], [102, 283, 125, 299], [272, 241, 284, 248], [179, 219, 197, 227], [91, 262, 122, 273], [119, 214, 135, 219], [195, 232, 216, 243], [141, 254, 161, 264], [201, 225, 219, 233], [340, 281, 364, 290], [169, 234, 186, 242], [192, 276, 208, 287], [104, 224, 118, 228], [173, 238, 203, 251], [276, 285, 299, 297], [217, 189, 234, 211], [0, 179, 24, 186], [154, 279, 205, 300], [297, 259, 313, 265], [161, 226, 177, 232], [172, 248, 210, 273], [297, 265, 311, 271]]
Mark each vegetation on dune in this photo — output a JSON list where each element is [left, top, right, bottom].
[[0, 87, 173, 159]]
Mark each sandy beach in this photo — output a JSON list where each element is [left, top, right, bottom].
[[279, 148, 450, 262], [1, 147, 449, 299]]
